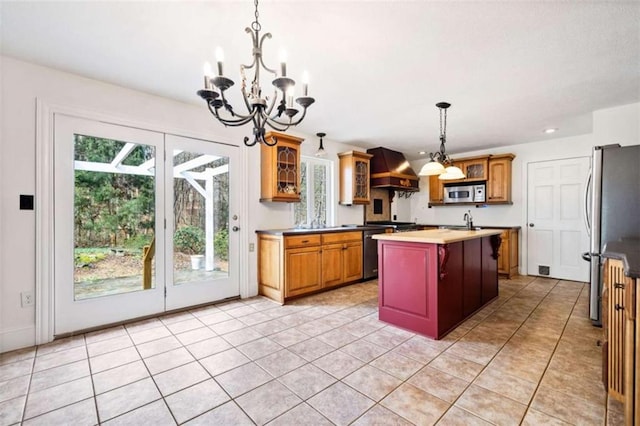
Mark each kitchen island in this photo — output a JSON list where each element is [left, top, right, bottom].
[[373, 229, 503, 339]]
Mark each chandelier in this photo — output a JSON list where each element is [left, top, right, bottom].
[[419, 102, 466, 180], [197, 0, 315, 147]]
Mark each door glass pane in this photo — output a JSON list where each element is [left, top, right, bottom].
[[74, 135, 156, 300], [173, 150, 229, 285]]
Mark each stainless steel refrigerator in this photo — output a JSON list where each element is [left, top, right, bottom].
[[583, 144, 640, 326]]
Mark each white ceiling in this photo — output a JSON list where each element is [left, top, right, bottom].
[[2, 1, 639, 159]]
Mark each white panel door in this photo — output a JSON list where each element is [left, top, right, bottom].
[[164, 134, 240, 310], [54, 114, 166, 334], [527, 157, 590, 281]]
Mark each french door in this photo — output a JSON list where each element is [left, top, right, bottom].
[[54, 114, 240, 335]]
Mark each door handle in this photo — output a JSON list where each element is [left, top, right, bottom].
[[232, 226, 240, 232], [529, 223, 534, 227], [583, 169, 592, 236]]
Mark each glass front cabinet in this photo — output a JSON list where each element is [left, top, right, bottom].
[[260, 131, 304, 202], [338, 151, 373, 205]]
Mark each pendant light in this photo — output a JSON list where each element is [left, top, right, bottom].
[[419, 102, 466, 180], [315, 132, 327, 157]]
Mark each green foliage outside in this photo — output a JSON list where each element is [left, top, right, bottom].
[[74, 248, 109, 266], [73, 135, 231, 271], [74, 135, 155, 248], [174, 226, 205, 255], [122, 234, 154, 250], [214, 229, 229, 261]]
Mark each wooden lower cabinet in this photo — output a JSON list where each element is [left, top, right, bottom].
[[285, 246, 322, 297], [257, 231, 363, 303], [603, 258, 638, 425], [497, 228, 519, 278]]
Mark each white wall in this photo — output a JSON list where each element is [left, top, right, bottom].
[[0, 56, 365, 352], [593, 102, 640, 147]]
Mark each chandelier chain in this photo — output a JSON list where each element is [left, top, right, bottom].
[[440, 107, 447, 141], [252, 0, 261, 31]]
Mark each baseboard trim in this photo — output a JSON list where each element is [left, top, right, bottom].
[[0, 326, 35, 354]]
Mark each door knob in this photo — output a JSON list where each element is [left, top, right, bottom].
[[529, 223, 535, 227], [232, 226, 240, 232]]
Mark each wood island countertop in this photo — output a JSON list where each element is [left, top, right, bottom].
[[372, 228, 503, 244]]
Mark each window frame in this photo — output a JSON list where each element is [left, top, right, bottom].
[[292, 155, 335, 227]]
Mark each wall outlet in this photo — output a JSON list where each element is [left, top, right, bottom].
[[249, 243, 255, 252], [21, 291, 34, 307]]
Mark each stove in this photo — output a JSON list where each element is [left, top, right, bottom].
[[365, 221, 419, 232]]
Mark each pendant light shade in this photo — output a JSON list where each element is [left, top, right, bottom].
[[419, 160, 445, 176], [438, 165, 466, 180]]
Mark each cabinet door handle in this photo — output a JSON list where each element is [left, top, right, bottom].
[[301, 240, 309, 244], [615, 303, 624, 311], [614, 283, 625, 289]]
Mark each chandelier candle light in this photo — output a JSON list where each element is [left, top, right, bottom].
[[419, 102, 466, 180], [197, 0, 315, 147]]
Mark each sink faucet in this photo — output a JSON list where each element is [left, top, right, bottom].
[[463, 210, 473, 230]]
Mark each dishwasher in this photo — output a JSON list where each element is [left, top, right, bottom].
[[363, 228, 387, 280]]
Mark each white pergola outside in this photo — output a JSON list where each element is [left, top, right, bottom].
[[75, 142, 229, 271]]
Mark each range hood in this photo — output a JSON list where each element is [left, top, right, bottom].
[[366, 147, 419, 192]]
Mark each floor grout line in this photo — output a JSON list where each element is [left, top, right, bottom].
[[2, 277, 608, 425]]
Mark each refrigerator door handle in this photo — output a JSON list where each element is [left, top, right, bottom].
[[583, 168, 592, 237]]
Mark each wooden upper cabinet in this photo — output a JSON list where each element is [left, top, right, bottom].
[[463, 158, 488, 181], [260, 131, 304, 202], [338, 151, 373, 205], [444, 157, 488, 183], [429, 175, 444, 203], [487, 154, 515, 203]]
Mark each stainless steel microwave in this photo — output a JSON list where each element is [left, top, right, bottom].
[[444, 183, 486, 203]]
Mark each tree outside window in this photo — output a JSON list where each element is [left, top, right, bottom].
[[294, 157, 333, 227]]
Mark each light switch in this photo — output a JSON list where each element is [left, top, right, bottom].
[[20, 195, 34, 210]]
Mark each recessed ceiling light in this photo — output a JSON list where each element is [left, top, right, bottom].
[[419, 151, 426, 155], [544, 128, 558, 134]]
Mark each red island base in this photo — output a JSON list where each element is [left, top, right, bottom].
[[376, 234, 501, 340]]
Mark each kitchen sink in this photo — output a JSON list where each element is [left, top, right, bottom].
[[439, 225, 483, 231]]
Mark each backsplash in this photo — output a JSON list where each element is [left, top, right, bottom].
[[365, 188, 391, 222]]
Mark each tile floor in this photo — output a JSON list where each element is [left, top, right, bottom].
[[0, 276, 625, 425]]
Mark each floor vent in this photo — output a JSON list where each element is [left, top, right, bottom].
[[538, 265, 550, 276]]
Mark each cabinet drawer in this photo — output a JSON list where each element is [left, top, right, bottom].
[[322, 231, 362, 245], [285, 234, 321, 248]]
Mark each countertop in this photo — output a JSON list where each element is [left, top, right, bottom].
[[255, 224, 520, 236], [255, 225, 391, 236], [372, 228, 503, 244], [418, 224, 521, 230], [602, 239, 640, 278]]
